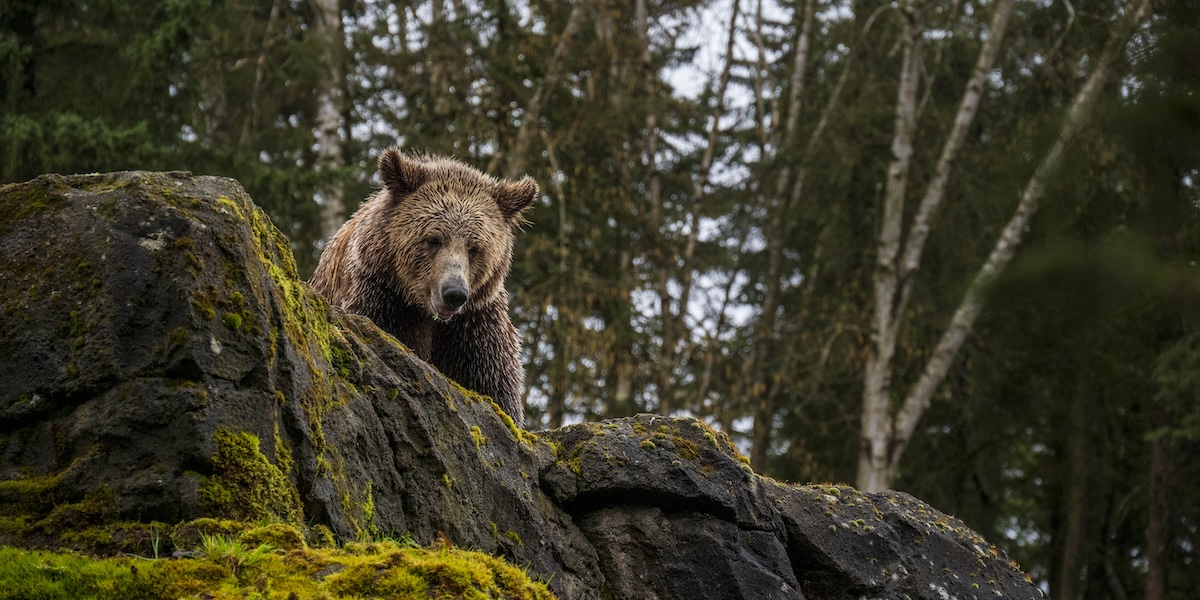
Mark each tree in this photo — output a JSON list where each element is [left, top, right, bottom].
[[857, 0, 1152, 492], [311, 0, 349, 242]]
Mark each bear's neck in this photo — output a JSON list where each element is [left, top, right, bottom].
[[376, 301, 436, 360], [343, 277, 432, 358]]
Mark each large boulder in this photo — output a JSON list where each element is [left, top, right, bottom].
[[0, 171, 1043, 599]]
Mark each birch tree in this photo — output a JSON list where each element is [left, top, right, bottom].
[[858, 0, 1153, 492], [311, 0, 348, 242]]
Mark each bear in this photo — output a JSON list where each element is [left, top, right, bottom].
[[309, 148, 537, 427]]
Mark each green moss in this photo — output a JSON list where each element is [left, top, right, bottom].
[[59, 309, 87, 346], [192, 290, 216, 320], [492, 399, 539, 446], [39, 486, 116, 535], [360, 481, 377, 540], [565, 455, 583, 475], [388, 387, 401, 400], [470, 426, 488, 450], [0, 175, 70, 236], [489, 523, 523, 547], [184, 251, 203, 272], [239, 523, 306, 551], [0, 538, 558, 599], [330, 343, 356, 379], [671, 435, 700, 461], [0, 516, 31, 539], [639, 440, 657, 450], [0, 468, 64, 513], [309, 524, 337, 548], [174, 518, 252, 546], [215, 195, 246, 220], [272, 423, 293, 474], [222, 311, 243, 330], [198, 429, 302, 524], [166, 327, 189, 347]]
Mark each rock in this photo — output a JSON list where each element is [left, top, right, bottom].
[[0, 172, 1043, 600]]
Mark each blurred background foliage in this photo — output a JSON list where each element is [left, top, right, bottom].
[[2, 0, 1198, 597]]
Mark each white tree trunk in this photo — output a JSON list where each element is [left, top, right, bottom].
[[312, 0, 347, 243], [858, 0, 925, 493]]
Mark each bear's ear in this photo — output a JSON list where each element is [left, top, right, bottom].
[[378, 148, 426, 200], [494, 176, 538, 224]]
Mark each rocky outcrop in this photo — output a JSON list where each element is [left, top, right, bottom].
[[0, 172, 1042, 599]]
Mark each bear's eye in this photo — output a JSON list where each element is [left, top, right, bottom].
[[468, 245, 481, 258], [424, 236, 442, 249]]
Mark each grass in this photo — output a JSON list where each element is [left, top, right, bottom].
[[198, 532, 276, 577]]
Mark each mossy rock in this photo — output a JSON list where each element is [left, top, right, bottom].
[[0, 172, 1042, 600]]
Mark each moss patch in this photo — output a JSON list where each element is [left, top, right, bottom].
[[198, 429, 302, 524], [471, 426, 488, 451], [0, 175, 70, 236], [0, 539, 557, 599]]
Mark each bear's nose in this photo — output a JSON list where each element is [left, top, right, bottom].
[[442, 282, 468, 309]]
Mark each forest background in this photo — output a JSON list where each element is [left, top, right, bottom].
[[2, 0, 1198, 597]]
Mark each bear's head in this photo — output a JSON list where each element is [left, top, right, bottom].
[[367, 148, 538, 320]]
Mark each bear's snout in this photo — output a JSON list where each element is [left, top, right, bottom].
[[442, 281, 468, 309], [432, 274, 469, 321]]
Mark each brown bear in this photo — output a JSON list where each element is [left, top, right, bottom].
[[309, 148, 537, 427]]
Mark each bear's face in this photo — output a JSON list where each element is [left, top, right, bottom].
[[371, 149, 537, 320]]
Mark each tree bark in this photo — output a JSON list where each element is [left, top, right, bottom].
[[241, 0, 284, 148], [1144, 413, 1171, 600], [541, 129, 570, 429], [311, 0, 347, 242], [858, 0, 926, 493], [1056, 372, 1091, 600]]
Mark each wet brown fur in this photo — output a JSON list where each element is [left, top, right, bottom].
[[310, 149, 537, 427]]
